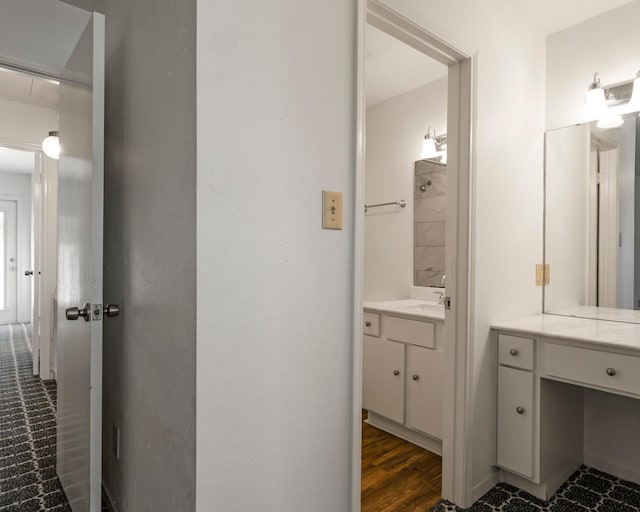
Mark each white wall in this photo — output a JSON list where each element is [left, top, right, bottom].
[[0, 170, 33, 322], [196, 2, 355, 510], [365, 78, 447, 300], [0, 97, 58, 146], [546, 1, 640, 130], [380, 0, 546, 496]]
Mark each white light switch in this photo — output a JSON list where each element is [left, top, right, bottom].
[[322, 190, 343, 230]]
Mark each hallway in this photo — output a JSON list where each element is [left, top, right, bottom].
[[0, 323, 69, 511]]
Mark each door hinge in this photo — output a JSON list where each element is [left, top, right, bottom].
[[91, 304, 103, 321], [445, 296, 452, 310], [596, 172, 605, 184]]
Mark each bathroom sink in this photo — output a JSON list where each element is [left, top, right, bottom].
[[397, 303, 444, 316]]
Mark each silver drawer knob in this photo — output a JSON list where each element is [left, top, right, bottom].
[[509, 348, 519, 356], [516, 406, 525, 415], [365, 321, 371, 327], [606, 368, 616, 376], [412, 374, 419, 381], [393, 370, 400, 376]]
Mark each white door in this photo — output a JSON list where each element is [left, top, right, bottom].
[[56, 13, 105, 512], [0, 199, 18, 324], [406, 345, 443, 439]]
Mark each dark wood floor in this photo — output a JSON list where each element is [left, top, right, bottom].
[[361, 411, 442, 512]]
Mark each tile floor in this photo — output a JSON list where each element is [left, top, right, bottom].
[[0, 323, 70, 512], [432, 466, 640, 511]]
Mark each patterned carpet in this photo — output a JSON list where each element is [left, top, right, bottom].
[[432, 466, 640, 511], [0, 323, 71, 512]]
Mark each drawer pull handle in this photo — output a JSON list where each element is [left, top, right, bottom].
[[516, 406, 525, 415], [365, 321, 372, 327], [509, 349, 519, 356], [412, 374, 420, 381], [393, 370, 400, 376], [606, 368, 617, 376]]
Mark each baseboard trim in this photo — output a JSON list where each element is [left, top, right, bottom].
[[585, 451, 640, 485], [102, 483, 118, 512], [473, 470, 500, 502], [366, 412, 442, 456]]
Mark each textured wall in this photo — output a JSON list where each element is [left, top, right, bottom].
[[196, 1, 356, 510], [95, 1, 196, 510]]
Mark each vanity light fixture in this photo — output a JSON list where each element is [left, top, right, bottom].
[[421, 126, 438, 159], [421, 126, 448, 162], [41, 131, 60, 160], [596, 116, 624, 129], [583, 73, 606, 120]]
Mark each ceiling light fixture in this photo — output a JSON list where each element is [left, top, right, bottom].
[[583, 73, 606, 121], [41, 131, 60, 160]]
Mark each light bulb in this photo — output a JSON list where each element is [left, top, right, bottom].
[[597, 115, 624, 129], [630, 73, 640, 108], [42, 131, 60, 160], [421, 138, 437, 159]]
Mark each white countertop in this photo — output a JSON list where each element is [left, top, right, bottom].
[[363, 299, 445, 321], [492, 314, 640, 353], [548, 305, 640, 324]]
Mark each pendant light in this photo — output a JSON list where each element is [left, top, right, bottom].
[[421, 126, 438, 159], [583, 73, 606, 120], [42, 131, 60, 160]]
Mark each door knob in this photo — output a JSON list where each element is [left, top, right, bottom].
[[66, 303, 91, 322], [104, 304, 120, 318], [25, 270, 34, 276]]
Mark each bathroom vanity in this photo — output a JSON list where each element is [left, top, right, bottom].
[[362, 299, 444, 455], [492, 314, 640, 500]]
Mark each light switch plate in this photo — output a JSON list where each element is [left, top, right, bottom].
[[322, 190, 343, 230], [536, 264, 550, 286]]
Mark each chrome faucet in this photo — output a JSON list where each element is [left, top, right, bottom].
[[441, 274, 446, 287]]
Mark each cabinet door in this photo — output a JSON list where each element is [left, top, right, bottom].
[[497, 366, 534, 478], [406, 345, 443, 439], [363, 336, 405, 423]]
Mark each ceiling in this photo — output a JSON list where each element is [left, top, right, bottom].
[[365, 24, 447, 107], [0, 68, 59, 110], [0, 147, 35, 175], [0, 0, 90, 77], [506, 0, 636, 35]]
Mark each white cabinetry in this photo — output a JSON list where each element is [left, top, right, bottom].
[[363, 309, 444, 454]]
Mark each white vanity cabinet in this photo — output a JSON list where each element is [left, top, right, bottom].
[[494, 317, 640, 501], [363, 308, 444, 455]]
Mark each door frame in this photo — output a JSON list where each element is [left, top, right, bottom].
[[352, 0, 475, 509], [0, 137, 52, 377]]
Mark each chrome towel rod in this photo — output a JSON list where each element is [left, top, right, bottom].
[[364, 199, 406, 213]]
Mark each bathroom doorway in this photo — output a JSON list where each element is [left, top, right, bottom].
[[352, 1, 474, 510]]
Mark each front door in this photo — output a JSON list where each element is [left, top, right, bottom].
[[56, 12, 105, 512], [0, 199, 17, 324]]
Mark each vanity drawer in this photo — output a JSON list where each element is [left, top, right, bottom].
[[363, 312, 380, 337], [544, 343, 640, 396], [384, 316, 435, 349], [499, 334, 534, 371]]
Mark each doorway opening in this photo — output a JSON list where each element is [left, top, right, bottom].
[[353, 1, 474, 510]]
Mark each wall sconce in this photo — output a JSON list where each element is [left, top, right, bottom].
[[42, 131, 60, 160], [421, 126, 447, 162], [584, 70, 640, 127]]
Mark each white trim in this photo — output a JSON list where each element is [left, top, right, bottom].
[[584, 451, 640, 485], [350, 1, 366, 510], [366, 412, 442, 456], [352, 3, 475, 509], [474, 468, 500, 502]]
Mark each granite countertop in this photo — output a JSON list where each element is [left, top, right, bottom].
[[492, 314, 640, 353], [363, 299, 445, 321]]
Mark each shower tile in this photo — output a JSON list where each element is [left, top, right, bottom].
[[415, 196, 446, 223], [416, 222, 445, 247], [415, 171, 446, 199], [415, 246, 445, 273]]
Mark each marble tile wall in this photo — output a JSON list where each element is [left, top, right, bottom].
[[414, 159, 446, 287]]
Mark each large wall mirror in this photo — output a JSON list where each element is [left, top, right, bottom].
[[544, 111, 640, 323]]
